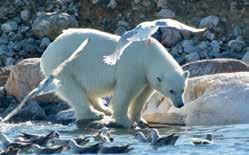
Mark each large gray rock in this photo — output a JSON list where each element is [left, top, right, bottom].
[[144, 72, 249, 126], [183, 72, 249, 126], [32, 12, 79, 39], [182, 59, 249, 78]]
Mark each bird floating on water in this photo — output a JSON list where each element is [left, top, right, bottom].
[[67, 139, 102, 154], [17, 131, 60, 146], [134, 131, 150, 143], [0, 132, 33, 153], [149, 128, 179, 147], [192, 134, 213, 145], [30, 144, 64, 154], [103, 18, 206, 65]]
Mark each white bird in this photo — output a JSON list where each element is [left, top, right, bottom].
[[103, 19, 206, 65], [134, 131, 150, 143], [192, 134, 213, 145]]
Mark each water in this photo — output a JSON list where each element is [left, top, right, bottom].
[[1, 122, 249, 155]]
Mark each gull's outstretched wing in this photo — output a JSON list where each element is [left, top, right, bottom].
[[103, 38, 132, 65], [154, 19, 206, 32]]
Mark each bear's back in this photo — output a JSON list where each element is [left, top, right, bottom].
[[40, 29, 119, 77]]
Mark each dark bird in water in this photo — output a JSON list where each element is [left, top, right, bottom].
[[17, 131, 59, 146], [67, 139, 103, 154], [30, 144, 64, 154], [0, 146, 21, 155], [192, 134, 213, 145], [50, 137, 90, 147], [150, 128, 179, 147], [0, 132, 33, 151], [99, 144, 133, 154]]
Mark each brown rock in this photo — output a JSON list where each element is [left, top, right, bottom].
[[4, 58, 60, 102], [182, 58, 249, 78]]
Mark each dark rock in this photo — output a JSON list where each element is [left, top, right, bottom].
[[1, 21, 18, 33], [32, 12, 79, 39], [41, 101, 70, 116], [48, 109, 76, 125], [0, 66, 12, 86], [40, 37, 51, 50], [13, 100, 47, 121], [161, 28, 182, 47], [20, 10, 31, 21], [182, 58, 249, 78], [199, 15, 219, 29], [228, 39, 246, 52]]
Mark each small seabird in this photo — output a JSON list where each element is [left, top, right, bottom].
[[30, 144, 64, 154], [192, 134, 213, 145], [103, 18, 206, 65], [67, 139, 102, 154], [134, 131, 149, 143], [0, 146, 20, 155], [150, 128, 179, 147], [19, 130, 59, 140], [99, 144, 133, 154], [0, 132, 32, 151], [17, 131, 59, 146], [49, 137, 90, 147]]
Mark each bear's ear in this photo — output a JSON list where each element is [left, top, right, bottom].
[[183, 71, 190, 79]]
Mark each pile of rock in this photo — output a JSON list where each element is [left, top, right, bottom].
[[0, 0, 79, 66]]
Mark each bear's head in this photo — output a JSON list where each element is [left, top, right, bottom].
[[145, 42, 189, 108]]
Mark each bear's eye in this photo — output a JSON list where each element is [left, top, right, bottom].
[[181, 89, 184, 93], [156, 77, 162, 82], [169, 90, 175, 94]]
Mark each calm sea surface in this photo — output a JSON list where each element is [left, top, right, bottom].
[[0, 122, 249, 155]]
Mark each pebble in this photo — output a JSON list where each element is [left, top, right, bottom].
[[20, 10, 31, 21], [156, 8, 176, 18], [1, 21, 18, 33], [107, 0, 117, 9], [210, 40, 220, 53], [40, 37, 51, 50], [228, 39, 245, 52], [199, 15, 219, 29]]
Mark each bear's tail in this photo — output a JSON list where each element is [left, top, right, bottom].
[[1, 38, 89, 123]]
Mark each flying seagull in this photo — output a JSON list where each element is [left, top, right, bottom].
[[103, 18, 206, 65]]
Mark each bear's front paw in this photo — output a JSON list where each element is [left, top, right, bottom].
[[137, 119, 149, 128]]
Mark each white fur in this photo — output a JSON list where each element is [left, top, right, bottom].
[[40, 28, 188, 128]]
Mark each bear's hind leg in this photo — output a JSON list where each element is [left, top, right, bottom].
[[89, 98, 113, 116], [59, 75, 103, 121], [129, 85, 155, 125]]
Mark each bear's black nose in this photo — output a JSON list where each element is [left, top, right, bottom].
[[178, 104, 184, 108]]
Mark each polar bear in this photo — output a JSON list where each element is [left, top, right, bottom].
[[39, 28, 189, 128]]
